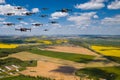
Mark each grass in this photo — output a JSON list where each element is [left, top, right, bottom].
[[69, 39, 89, 48], [75, 67, 120, 80], [92, 45, 120, 57], [0, 57, 37, 67], [1, 75, 53, 80], [29, 48, 95, 63], [83, 38, 120, 47], [99, 67, 120, 80], [0, 58, 37, 79], [105, 56, 120, 64], [0, 46, 32, 58]]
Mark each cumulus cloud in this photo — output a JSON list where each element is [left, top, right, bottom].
[[51, 12, 68, 19], [0, 4, 39, 16], [107, 0, 120, 9], [0, 0, 5, 4], [52, 23, 62, 28], [32, 8, 39, 13], [101, 15, 120, 25], [75, 0, 105, 10], [67, 12, 97, 26], [0, 4, 28, 15], [0, 18, 5, 21], [20, 21, 28, 25], [93, 15, 99, 18]]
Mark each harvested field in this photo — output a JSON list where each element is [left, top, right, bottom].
[[7, 51, 120, 80], [44, 46, 99, 56], [20, 61, 80, 80], [8, 52, 119, 67], [8, 52, 42, 61]]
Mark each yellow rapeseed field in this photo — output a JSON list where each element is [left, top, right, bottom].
[[0, 43, 19, 48], [92, 45, 120, 57], [56, 39, 68, 44], [43, 40, 52, 45]]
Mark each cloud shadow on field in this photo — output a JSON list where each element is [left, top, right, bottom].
[[50, 66, 77, 75]]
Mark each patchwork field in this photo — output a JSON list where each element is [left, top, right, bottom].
[[92, 45, 120, 57], [6, 50, 119, 80], [44, 46, 99, 56], [1, 75, 52, 80], [29, 48, 95, 63], [9, 51, 118, 80], [20, 61, 80, 80], [0, 43, 19, 48], [76, 67, 120, 80]]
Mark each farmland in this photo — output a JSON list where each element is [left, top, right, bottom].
[[0, 43, 19, 49], [0, 57, 37, 78], [0, 0, 120, 80], [76, 67, 120, 80], [29, 48, 95, 63], [92, 45, 120, 57], [1, 75, 53, 80], [0, 46, 32, 58], [0, 35, 120, 80]]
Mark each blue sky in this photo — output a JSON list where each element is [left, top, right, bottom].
[[0, 0, 120, 36]]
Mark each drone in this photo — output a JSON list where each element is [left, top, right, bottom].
[[42, 8, 48, 10], [17, 18, 24, 20], [15, 6, 24, 10], [3, 23, 15, 26], [40, 14, 48, 18], [44, 29, 48, 31], [57, 8, 72, 13], [49, 21, 58, 24], [22, 12, 35, 16], [32, 23, 43, 26], [5, 13, 15, 16], [15, 28, 31, 32]]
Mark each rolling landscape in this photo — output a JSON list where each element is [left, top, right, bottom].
[[0, 0, 120, 80], [0, 35, 120, 80]]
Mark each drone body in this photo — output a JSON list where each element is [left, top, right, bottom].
[[15, 28, 31, 32]]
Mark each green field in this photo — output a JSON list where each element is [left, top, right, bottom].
[[105, 56, 120, 64], [0, 58, 37, 67], [0, 58, 37, 79], [0, 46, 32, 58], [69, 38, 120, 48], [29, 48, 95, 63], [75, 67, 120, 80], [1, 75, 53, 80], [85, 39, 120, 47], [0, 36, 120, 80]]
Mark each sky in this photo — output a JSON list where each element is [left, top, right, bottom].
[[0, 0, 120, 36]]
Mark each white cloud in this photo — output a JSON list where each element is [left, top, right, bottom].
[[0, 0, 5, 4], [52, 23, 62, 28], [93, 15, 99, 18], [107, 0, 120, 9], [32, 8, 39, 13], [20, 21, 28, 25], [51, 12, 68, 19], [15, 24, 23, 28], [75, 0, 105, 10], [0, 4, 39, 16], [101, 15, 120, 25], [67, 12, 97, 26], [0, 4, 28, 15], [0, 18, 5, 21]]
